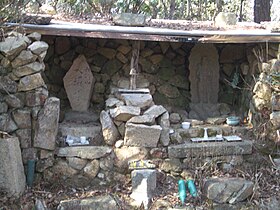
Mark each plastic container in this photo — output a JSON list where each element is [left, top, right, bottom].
[[187, 180, 198, 197], [27, 159, 36, 187], [182, 122, 191, 129], [178, 179, 187, 204], [226, 116, 240, 126]]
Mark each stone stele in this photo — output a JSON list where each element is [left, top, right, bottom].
[[63, 55, 95, 111]]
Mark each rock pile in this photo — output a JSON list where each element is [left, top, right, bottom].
[[249, 43, 280, 141], [100, 89, 170, 148], [0, 32, 60, 190]]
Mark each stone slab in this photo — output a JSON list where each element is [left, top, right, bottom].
[[59, 122, 101, 138], [168, 140, 253, 158], [124, 123, 162, 147], [57, 195, 118, 210], [18, 73, 45, 92], [113, 13, 146, 26], [100, 110, 119, 145], [63, 55, 95, 111], [110, 105, 140, 121], [143, 105, 167, 119], [0, 132, 26, 197], [203, 178, 253, 204], [120, 93, 153, 109], [34, 97, 60, 150], [57, 146, 112, 159]]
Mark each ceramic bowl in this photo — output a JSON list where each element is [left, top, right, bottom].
[[182, 122, 191, 129], [226, 116, 240, 126]]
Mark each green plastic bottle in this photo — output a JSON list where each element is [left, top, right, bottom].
[[187, 180, 197, 197], [178, 179, 187, 204]]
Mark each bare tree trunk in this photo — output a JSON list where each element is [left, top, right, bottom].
[[169, 0, 176, 19], [160, 0, 168, 19], [239, 0, 244, 21], [179, 0, 185, 19], [186, 0, 191, 19], [254, 0, 271, 23]]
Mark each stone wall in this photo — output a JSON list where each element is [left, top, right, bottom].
[[0, 32, 60, 181], [248, 43, 280, 141], [2, 32, 278, 196], [42, 36, 192, 110], [42, 37, 258, 116]]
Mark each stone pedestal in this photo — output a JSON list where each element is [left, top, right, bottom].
[[130, 169, 156, 209], [0, 132, 26, 197]]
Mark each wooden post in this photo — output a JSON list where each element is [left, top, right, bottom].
[[129, 41, 140, 90]]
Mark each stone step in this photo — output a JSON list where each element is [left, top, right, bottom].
[[168, 140, 253, 158], [58, 122, 101, 138]]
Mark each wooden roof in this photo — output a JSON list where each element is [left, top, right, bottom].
[[8, 20, 280, 43]]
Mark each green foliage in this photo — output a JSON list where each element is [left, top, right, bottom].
[[0, 0, 253, 23]]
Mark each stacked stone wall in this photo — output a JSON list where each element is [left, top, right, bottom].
[[0, 32, 60, 183], [248, 43, 280, 141], [42, 36, 192, 110]]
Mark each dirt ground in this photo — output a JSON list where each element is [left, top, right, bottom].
[[0, 138, 279, 210]]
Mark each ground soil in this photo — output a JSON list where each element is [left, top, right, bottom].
[[0, 138, 279, 210]]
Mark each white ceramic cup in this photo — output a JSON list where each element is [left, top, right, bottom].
[[182, 122, 191, 129]]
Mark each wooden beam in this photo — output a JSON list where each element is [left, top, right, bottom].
[[24, 27, 280, 43], [199, 35, 280, 43], [24, 28, 202, 42]]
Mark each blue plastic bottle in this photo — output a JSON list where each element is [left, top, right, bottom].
[[187, 180, 197, 197], [27, 159, 35, 187], [178, 179, 187, 204]]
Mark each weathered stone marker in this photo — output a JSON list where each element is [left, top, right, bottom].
[[189, 43, 220, 120], [0, 132, 26, 197], [130, 169, 156, 209], [63, 55, 95, 111]]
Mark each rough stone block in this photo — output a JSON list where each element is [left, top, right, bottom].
[[0, 113, 18, 133], [113, 13, 146, 26], [168, 140, 253, 158], [11, 50, 37, 68], [25, 88, 48, 107], [4, 94, 23, 108], [0, 76, 17, 93], [34, 97, 60, 150], [100, 110, 119, 145], [124, 123, 162, 147], [110, 106, 140, 121], [16, 129, 32, 148], [143, 105, 167, 119], [63, 55, 95, 111], [57, 195, 119, 210], [57, 146, 112, 159], [127, 114, 155, 125], [27, 41, 48, 55], [0, 36, 27, 59], [270, 111, 280, 128], [272, 94, 280, 111], [12, 108, 31, 129], [13, 62, 45, 78], [114, 146, 148, 169], [203, 178, 253, 204], [0, 132, 26, 197], [121, 93, 153, 109], [215, 12, 237, 27], [18, 73, 45, 92], [131, 169, 156, 208]]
